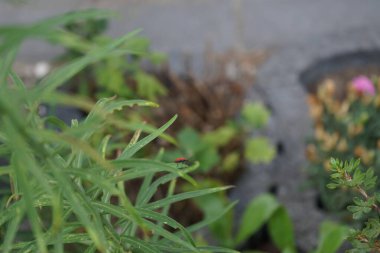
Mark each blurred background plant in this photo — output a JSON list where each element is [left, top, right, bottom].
[[162, 101, 274, 180], [194, 191, 348, 253], [306, 75, 380, 215], [47, 14, 276, 181], [206, 193, 298, 253], [57, 16, 167, 101], [0, 9, 239, 253]]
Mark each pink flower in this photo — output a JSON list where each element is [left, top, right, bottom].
[[352, 76, 375, 95]]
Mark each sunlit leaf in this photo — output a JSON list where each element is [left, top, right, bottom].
[[241, 102, 270, 129], [245, 137, 276, 164]]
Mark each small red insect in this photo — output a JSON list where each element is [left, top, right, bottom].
[[174, 157, 190, 166]]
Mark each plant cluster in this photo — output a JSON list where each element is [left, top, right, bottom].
[[58, 15, 167, 101], [202, 193, 347, 253], [51, 15, 276, 183], [162, 101, 275, 178], [306, 76, 380, 212], [0, 10, 237, 253], [211, 194, 297, 252], [0, 8, 351, 253], [48, 14, 277, 234], [148, 46, 276, 235], [328, 158, 380, 252]]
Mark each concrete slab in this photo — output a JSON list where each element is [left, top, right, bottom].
[[1, 0, 380, 59], [242, 0, 380, 48]]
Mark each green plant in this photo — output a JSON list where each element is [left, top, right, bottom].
[[195, 192, 348, 253], [49, 19, 276, 234], [159, 102, 275, 229], [211, 193, 296, 252], [0, 10, 237, 253], [328, 158, 380, 252], [306, 77, 380, 212], [56, 13, 167, 101], [164, 102, 275, 174]]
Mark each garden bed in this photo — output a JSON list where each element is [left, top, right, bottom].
[[302, 50, 380, 216]]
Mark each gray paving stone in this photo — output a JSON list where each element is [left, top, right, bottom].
[[2, 0, 380, 59]]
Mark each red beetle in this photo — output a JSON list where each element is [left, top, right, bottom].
[[174, 157, 190, 166]]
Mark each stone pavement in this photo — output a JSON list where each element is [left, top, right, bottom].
[[1, 0, 380, 60]]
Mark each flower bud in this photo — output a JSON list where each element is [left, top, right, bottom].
[[352, 75, 375, 96]]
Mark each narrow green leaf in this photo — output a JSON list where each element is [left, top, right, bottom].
[[0, 46, 19, 87], [98, 135, 111, 159], [48, 159, 108, 252], [12, 156, 48, 253], [3, 114, 48, 253], [44, 116, 69, 131], [0, 202, 21, 227], [121, 236, 159, 253], [186, 201, 238, 233], [85, 97, 157, 125], [118, 115, 178, 160], [64, 169, 118, 194], [143, 219, 199, 252], [94, 202, 197, 252], [61, 233, 91, 244], [36, 130, 114, 171], [110, 159, 196, 185], [197, 246, 240, 253], [137, 207, 195, 246], [144, 242, 189, 253], [144, 186, 232, 210], [137, 165, 198, 207], [112, 119, 177, 144], [9, 70, 27, 91], [2, 206, 24, 253], [84, 245, 97, 253]]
